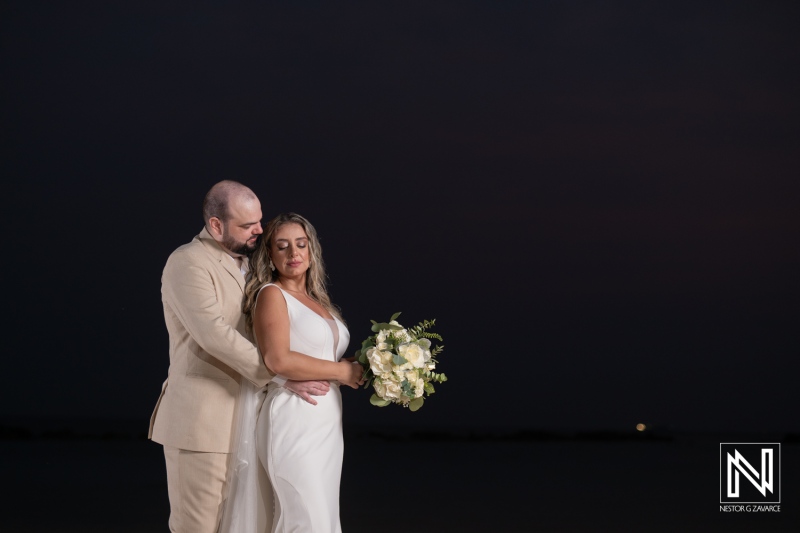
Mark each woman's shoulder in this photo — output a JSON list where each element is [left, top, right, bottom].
[[257, 282, 282, 297], [256, 283, 286, 305]]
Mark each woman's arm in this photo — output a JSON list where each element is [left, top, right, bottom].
[[254, 285, 363, 389]]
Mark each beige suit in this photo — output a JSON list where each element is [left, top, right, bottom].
[[149, 227, 273, 532]]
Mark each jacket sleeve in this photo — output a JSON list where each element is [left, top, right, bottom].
[[162, 248, 273, 388]]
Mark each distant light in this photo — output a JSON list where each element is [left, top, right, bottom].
[[636, 423, 646, 432]]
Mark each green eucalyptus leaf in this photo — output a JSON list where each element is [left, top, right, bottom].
[[390, 312, 402, 321], [392, 353, 408, 366], [409, 397, 424, 411], [372, 322, 403, 332], [370, 394, 391, 407], [401, 379, 413, 397], [424, 382, 435, 395]]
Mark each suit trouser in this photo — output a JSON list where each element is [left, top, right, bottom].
[[163, 445, 229, 533]]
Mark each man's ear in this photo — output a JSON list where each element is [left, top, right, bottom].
[[208, 217, 224, 239]]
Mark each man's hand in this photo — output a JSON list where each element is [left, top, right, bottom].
[[283, 380, 331, 406]]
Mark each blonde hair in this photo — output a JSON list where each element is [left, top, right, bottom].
[[243, 213, 342, 333]]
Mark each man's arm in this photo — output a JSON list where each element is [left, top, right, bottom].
[[163, 249, 271, 387], [283, 380, 331, 405]]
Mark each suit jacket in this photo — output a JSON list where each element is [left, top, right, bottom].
[[149, 227, 272, 453]]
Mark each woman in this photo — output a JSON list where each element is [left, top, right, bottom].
[[222, 212, 363, 533]]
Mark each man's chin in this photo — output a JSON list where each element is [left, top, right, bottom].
[[234, 243, 259, 257], [221, 238, 254, 257]]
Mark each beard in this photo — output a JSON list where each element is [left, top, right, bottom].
[[222, 229, 258, 256]]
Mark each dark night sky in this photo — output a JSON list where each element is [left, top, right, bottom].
[[2, 1, 799, 434]]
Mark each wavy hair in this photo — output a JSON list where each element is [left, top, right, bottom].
[[243, 213, 342, 333]]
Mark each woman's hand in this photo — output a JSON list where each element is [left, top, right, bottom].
[[338, 360, 366, 389]]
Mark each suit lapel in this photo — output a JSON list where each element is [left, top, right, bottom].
[[197, 228, 246, 292]]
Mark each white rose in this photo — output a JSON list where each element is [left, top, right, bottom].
[[367, 347, 393, 375], [415, 378, 425, 397], [392, 365, 410, 385], [417, 339, 432, 362], [381, 379, 402, 400], [388, 324, 411, 343], [374, 378, 386, 398], [398, 343, 426, 368]]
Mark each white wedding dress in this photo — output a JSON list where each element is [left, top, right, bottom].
[[222, 283, 350, 533]]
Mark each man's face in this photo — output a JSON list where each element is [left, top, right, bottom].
[[217, 197, 263, 256]]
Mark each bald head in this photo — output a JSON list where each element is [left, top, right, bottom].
[[203, 181, 263, 256], [203, 180, 258, 226]]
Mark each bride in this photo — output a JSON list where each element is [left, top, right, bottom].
[[220, 212, 364, 533]]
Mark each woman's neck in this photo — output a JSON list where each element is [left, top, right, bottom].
[[277, 275, 307, 295]]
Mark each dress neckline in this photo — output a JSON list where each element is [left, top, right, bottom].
[[267, 284, 336, 323], [264, 284, 341, 360]]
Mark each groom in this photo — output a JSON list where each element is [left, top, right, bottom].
[[149, 180, 330, 533]]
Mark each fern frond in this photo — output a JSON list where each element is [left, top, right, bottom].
[[417, 331, 442, 341], [408, 319, 436, 338]]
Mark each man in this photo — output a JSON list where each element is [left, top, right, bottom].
[[149, 180, 330, 532]]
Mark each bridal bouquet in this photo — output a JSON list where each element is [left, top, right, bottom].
[[355, 312, 447, 411]]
